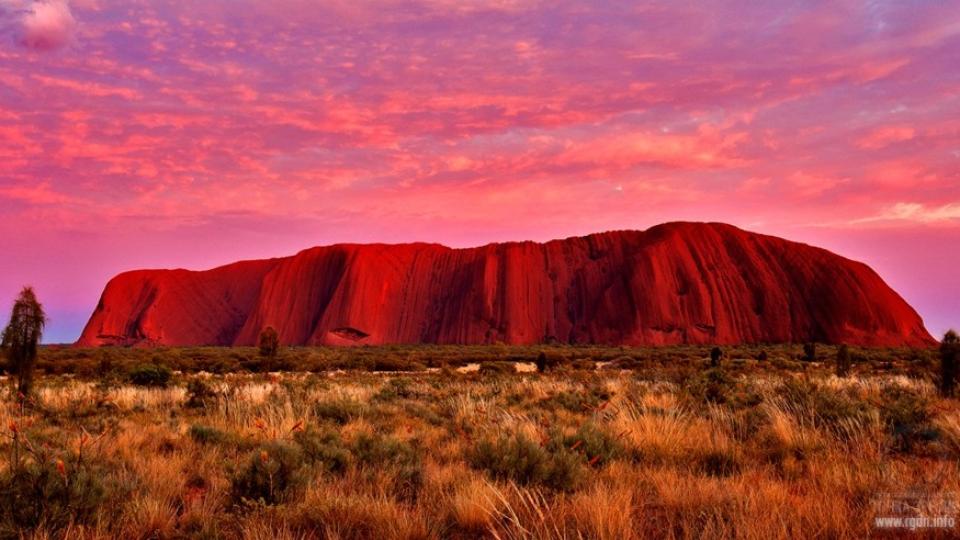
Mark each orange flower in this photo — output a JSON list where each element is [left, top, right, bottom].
[[259, 450, 269, 464], [8, 421, 17, 434], [55, 458, 66, 479]]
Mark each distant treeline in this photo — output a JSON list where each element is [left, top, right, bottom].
[[6, 343, 938, 380]]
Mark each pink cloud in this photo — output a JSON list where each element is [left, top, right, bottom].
[[32, 74, 140, 99], [852, 202, 960, 225], [857, 126, 917, 149], [0, 181, 70, 204], [18, 0, 75, 51]]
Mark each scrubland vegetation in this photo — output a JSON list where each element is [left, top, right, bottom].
[[1, 344, 958, 539]]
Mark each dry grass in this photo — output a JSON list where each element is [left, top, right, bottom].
[[0, 347, 957, 539]]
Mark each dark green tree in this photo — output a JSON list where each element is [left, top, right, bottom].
[[1, 287, 47, 395], [835, 344, 851, 378], [940, 330, 959, 397], [258, 326, 280, 371], [535, 352, 548, 373], [710, 347, 723, 368]]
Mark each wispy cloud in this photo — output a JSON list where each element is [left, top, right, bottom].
[[852, 202, 960, 225], [856, 126, 916, 150]]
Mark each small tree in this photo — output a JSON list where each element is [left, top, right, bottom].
[[710, 347, 723, 368], [836, 344, 851, 378], [940, 330, 959, 397], [1, 287, 46, 395], [535, 352, 548, 373], [258, 326, 280, 371], [803, 342, 817, 362]]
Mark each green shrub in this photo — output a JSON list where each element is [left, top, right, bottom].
[[294, 429, 351, 474], [0, 457, 109, 535], [879, 388, 937, 452], [128, 363, 172, 387], [539, 390, 603, 413], [479, 361, 516, 376], [698, 449, 742, 477], [710, 347, 723, 367], [373, 378, 416, 401], [188, 424, 231, 445], [535, 352, 548, 372], [836, 344, 852, 378], [535, 352, 564, 372], [351, 433, 423, 500], [570, 359, 597, 371], [184, 378, 218, 408], [555, 422, 623, 467], [941, 330, 959, 397], [603, 355, 640, 370], [230, 442, 305, 506], [351, 433, 419, 467], [368, 356, 425, 372], [815, 393, 872, 432], [683, 368, 735, 405], [258, 327, 280, 361], [778, 378, 874, 435], [313, 399, 368, 425], [468, 433, 583, 491]]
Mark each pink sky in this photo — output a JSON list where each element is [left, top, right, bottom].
[[1, 0, 958, 343]]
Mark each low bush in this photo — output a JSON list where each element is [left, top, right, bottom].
[[294, 429, 351, 474], [230, 442, 306, 506], [683, 368, 736, 405], [479, 361, 516, 376], [368, 356, 426, 372], [698, 448, 742, 477], [313, 399, 368, 425], [570, 359, 597, 371], [539, 390, 602, 413], [184, 378, 218, 408], [468, 433, 583, 491], [351, 433, 423, 500], [0, 457, 110, 536], [535, 352, 565, 372], [373, 378, 416, 401], [779, 378, 874, 435], [128, 363, 172, 387], [352, 433, 419, 466], [188, 424, 232, 445], [554, 422, 623, 467], [605, 355, 641, 370], [879, 387, 938, 452]]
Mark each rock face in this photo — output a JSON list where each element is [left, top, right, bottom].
[[77, 222, 934, 347]]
